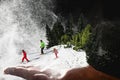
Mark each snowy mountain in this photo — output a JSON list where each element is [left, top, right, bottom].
[[0, 45, 88, 80]]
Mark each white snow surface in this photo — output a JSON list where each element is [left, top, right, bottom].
[[0, 0, 89, 80], [0, 45, 89, 80]]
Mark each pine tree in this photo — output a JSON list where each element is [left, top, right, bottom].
[[77, 13, 85, 32], [46, 24, 54, 48], [80, 24, 91, 48], [52, 20, 64, 45], [65, 14, 74, 38], [61, 34, 70, 44]]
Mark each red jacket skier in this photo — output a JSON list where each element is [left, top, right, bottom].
[[22, 50, 30, 62], [53, 48, 58, 58]]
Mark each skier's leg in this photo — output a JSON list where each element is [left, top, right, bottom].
[[25, 57, 29, 62], [22, 57, 25, 62], [41, 47, 44, 54], [55, 53, 58, 58]]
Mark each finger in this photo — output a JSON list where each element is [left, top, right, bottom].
[[4, 66, 61, 80], [4, 67, 40, 80], [33, 74, 51, 80]]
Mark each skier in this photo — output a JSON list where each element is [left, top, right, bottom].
[[22, 50, 30, 62], [53, 48, 58, 58], [40, 40, 45, 54]]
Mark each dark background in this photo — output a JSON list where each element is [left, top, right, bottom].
[[54, 0, 120, 20], [54, 0, 120, 78]]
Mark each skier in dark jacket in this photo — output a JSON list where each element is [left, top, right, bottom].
[[40, 40, 45, 54]]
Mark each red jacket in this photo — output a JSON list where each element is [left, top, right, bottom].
[[22, 50, 27, 57], [54, 48, 58, 54]]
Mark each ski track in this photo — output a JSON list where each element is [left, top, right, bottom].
[[21, 46, 88, 74]]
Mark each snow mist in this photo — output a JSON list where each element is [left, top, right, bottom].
[[0, 0, 56, 79]]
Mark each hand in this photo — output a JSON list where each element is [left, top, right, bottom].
[[4, 66, 56, 80], [4, 66, 119, 80]]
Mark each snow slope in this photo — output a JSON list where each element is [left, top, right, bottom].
[[1, 45, 88, 80]]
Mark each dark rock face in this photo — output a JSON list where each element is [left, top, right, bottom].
[[86, 21, 120, 78], [55, 0, 120, 21]]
